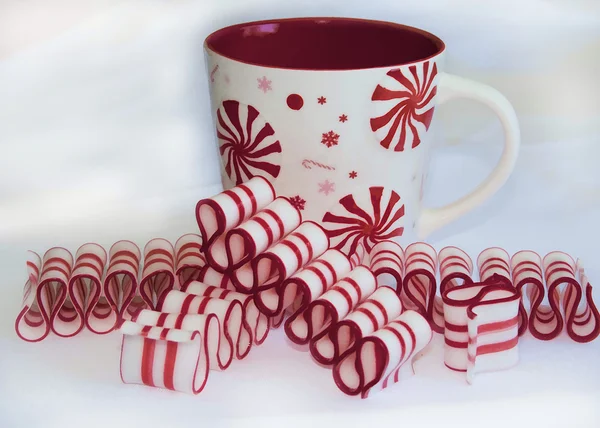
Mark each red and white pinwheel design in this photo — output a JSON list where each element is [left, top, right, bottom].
[[216, 100, 282, 185], [370, 61, 438, 151], [322, 186, 405, 256]]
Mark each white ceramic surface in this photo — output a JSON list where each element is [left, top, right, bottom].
[[204, 18, 520, 254]]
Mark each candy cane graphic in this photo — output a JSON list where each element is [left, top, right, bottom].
[[139, 238, 176, 310], [119, 316, 217, 395], [206, 197, 302, 272], [15, 251, 46, 342], [254, 249, 351, 318], [104, 240, 142, 328], [301, 159, 336, 170], [175, 234, 206, 288], [196, 176, 276, 251], [157, 290, 243, 370], [232, 221, 329, 293], [332, 310, 432, 398], [310, 286, 402, 365], [285, 266, 377, 345], [68, 243, 108, 337]]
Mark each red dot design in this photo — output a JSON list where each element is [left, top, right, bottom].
[[287, 94, 304, 110]]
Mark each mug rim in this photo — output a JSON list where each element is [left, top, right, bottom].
[[204, 16, 446, 71]]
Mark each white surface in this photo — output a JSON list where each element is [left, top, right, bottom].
[[1, 1, 600, 427]]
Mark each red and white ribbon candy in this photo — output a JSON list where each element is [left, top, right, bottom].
[[433, 246, 474, 333], [369, 241, 404, 290], [254, 249, 352, 318], [196, 176, 276, 251], [183, 280, 269, 350], [542, 252, 600, 342], [157, 289, 243, 369], [139, 238, 176, 310], [197, 266, 236, 291], [285, 266, 377, 345], [510, 250, 546, 337], [349, 243, 368, 269], [332, 310, 432, 398], [206, 197, 302, 272], [232, 221, 329, 293], [36, 248, 74, 338], [441, 276, 517, 374], [174, 234, 206, 288], [15, 251, 46, 342], [104, 240, 142, 326], [310, 286, 403, 365], [465, 284, 521, 384], [401, 242, 438, 331], [120, 315, 218, 395], [477, 247, 512, 283], [68, 243, 108, 337]]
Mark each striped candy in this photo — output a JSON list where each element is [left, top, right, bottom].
[[139, 238, 176, 310], [68, 243, 108, 337], [434, 246, 474, 333], [369, 240, 404, 291], [510, 250, 545, 337], [183, 280, 270, 348], [477, 247, 512, 283], [401, 242, 438, 331], [232, 221, 329, 293], [15, 251, 46, 342], [104, 240, 142, 328], [157, 290, 243, 369], [196, 176, 276, 251], [120, 314, 218, 395], [254, 249, 351, 317], [206, 197, 302, 272], [349, 242, 368, 269], [542, 252, 600, 343], [332, 310, 432, 398], [285, 266, 377, 345], [175, 234, 206, 288], [310, 286, 403, 365], [442, 275, 518, 378], [37, 248, 74, 338]]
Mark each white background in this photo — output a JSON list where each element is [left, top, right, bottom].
[[0, 1, 599, 427]]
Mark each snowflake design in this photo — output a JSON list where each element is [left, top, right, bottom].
[[322, 186, 405, 255], [317, 96, 327, 105], [371, 61, 438, 151], [289, 195, 306, 211], [349, 171, 358, 179], [318, 180, 335, 196], [257, 76, 272, 93], [321, 130, 340, 148], [339, 114, 348, 123], [216, 100, 282, 185]]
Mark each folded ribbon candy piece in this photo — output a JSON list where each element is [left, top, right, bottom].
[[442, 275, 520, 383], [332, 309, 432, 398], [120, 313, 218, 395]]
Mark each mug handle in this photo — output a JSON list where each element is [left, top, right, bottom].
[[417, 72, 520, 238]]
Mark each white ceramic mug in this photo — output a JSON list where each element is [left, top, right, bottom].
[[204, 17, 520, 256]]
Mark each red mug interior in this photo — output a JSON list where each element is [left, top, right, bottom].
[[205, 17, 445, 71]]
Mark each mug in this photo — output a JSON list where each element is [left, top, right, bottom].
[[203, 17, 520, 256]]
